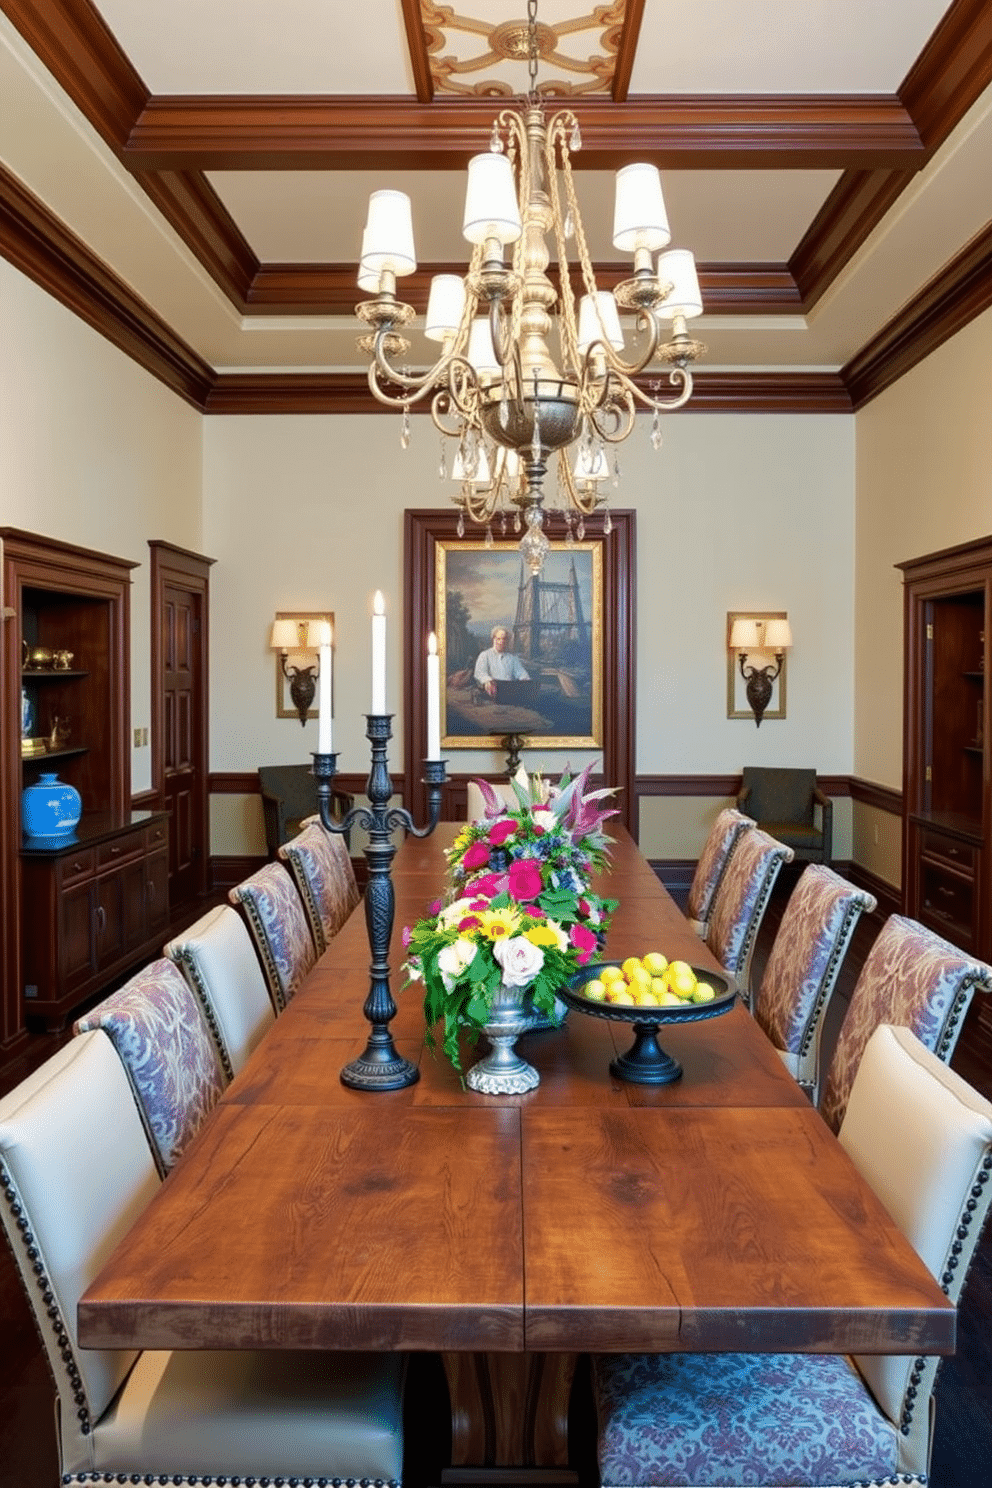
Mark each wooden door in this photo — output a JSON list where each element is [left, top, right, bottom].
[[150, 543, 214, 911]]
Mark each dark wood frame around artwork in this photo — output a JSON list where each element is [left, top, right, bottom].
[[403, 509, 637, 835]]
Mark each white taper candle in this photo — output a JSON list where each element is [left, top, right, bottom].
[[427, 632, 440, 760], [371, 591, 386, 714]]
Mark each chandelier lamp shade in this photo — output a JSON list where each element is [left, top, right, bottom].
[[355, 8, 705, 573]]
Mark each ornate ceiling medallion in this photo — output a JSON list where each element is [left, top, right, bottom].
[[418, 1, 626, 98]]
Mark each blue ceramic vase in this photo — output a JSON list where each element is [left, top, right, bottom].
[[22, 772, 82, 837]]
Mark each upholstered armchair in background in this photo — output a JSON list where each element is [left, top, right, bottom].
[[257, 764, 353, 855], [738, 765, 832, 865]]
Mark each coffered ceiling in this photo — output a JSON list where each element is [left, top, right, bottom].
[[1, 0, 991, 413]]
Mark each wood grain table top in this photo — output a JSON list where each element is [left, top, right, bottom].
[[78, 821, 955, 1357]]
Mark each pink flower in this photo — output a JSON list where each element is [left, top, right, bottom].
[[570, 922, 598, 964], [463, 841, 491, 870], [523, 905, 543, 917], [402, 924, 413, 948], [458, 914, 482, 932], [578, 898, 592, 918], [489, 818, 517, 847], [468, 871, 507, 899], [429, 899, 443, 916], [508, 859, 543, 902]]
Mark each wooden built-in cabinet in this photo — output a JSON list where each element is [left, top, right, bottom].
[[1, 530, 170, 1042], [900, 535, 992, 1061]]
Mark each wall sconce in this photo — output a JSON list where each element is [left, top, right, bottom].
[[270, 612, 333, 726], [727, 612, 792, 727]]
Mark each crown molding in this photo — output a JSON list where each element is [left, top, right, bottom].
[[843, 218, 992, 409], [900, 0, 992, 148], [0, 162, 214, 407]]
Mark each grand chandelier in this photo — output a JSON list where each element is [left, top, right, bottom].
[[356, 2, 705, 573]]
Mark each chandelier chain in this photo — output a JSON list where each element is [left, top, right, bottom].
[[527, 0, 539, 101]]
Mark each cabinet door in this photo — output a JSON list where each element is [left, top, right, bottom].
[[120, 858, 149, 953], [145, 849, 169, 939], [94, 871, 125, 970], [60, 880, 96, 992]]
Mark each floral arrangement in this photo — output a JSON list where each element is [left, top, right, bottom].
[[403, 763, 619, 1075]]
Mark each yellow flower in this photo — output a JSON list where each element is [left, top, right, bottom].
[[477, 907, 520, 940], [523, 919, 568, 951]]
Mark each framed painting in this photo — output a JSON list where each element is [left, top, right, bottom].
[[436, 540, 602, 749], [403, 509, 636, 834]]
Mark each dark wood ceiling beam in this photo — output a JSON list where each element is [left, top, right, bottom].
[[842, 219, 992, 410], [0, 0, 146, 154], [611, 0, 645, 104], [136, 169, 259, 307], [789, 167, 914, 310], [122, 94, 922, 172], [399, 0, 433, 104], [0, 162, 214, 408], [249, 261, 802, 315], [900, 0, 992, 147]]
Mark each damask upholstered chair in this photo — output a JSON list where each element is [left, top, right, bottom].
[[704, 827, 794, 1007], [753, 864, 877, 1101], [74, 958, 225, 1176], [229, 859, 318, 1011], [466, 778, 520, 821], [164, 904, 276, 1081], [279, 815, 361, 954], [737, 765, 833, 864], [684, 806, 755, 935], [0, 1030, 405, 1486], [820, 913, 992, 1132], [591, 1024, 992, 1488]]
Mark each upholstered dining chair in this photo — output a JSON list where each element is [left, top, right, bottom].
[[753, 863, 878, 1101], [820, 912, 992, 1132], [74, 958, 225, 1176], [229, 859, 318, 1011], [279, 814, 361, 954], [684, 805, 754, 935], [704, 827, 794, 1007], [466, 778, 520, 821], [591, 1023, 992, 1488], [164, 903, 276, 1081], [0, 1029, 405, 1486]]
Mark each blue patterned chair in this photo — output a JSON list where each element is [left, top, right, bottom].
[[74, 958, 225, 1176], [753, 863, 877, 1101], [229, 859, 318, 1011], [820, 912, 992, 1132], [0, 1029, 405, 1485], [279, 816, 361, 955], [704, 827, 794, 1007], [592, 1024, 992, 1488], [685, 806, 754, 935], [164, 904, 276, 1080]]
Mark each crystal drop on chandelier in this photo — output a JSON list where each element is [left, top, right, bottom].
[[400, 406, 411, 450]]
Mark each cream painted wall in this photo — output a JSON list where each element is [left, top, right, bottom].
[[853, 304, 992, 889], [0, 262, 204, 793], [203, 410, 856, 858]]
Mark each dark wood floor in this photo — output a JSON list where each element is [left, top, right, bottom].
[[1, 870, 990, 1487]]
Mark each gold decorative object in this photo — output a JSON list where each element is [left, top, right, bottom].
[[21, 738, 48, 758], [25, 646, 54, 670], [52, 649, 74, 670], [48, 716, 71, 751]]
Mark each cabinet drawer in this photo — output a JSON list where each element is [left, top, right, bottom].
[[97, 831, 145, 869], [56, 848, 95, 886], [144, 821, 168, 854], [920, 859, 976, 948], [919, 831, 976, 875]]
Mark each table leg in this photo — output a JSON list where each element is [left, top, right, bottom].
[[442, 1351, 578, 1484]]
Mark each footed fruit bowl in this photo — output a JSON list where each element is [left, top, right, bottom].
[[560, 960, 737, 1085]]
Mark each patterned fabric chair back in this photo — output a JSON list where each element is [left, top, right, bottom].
[[229, 860, 317, 1011], [685, 806, 755, 931], [279, 817, 360, 955], [165, 904, 276, 1080], [590, 1024, 992, 1488], [705, 827, 794, 1004], [820, 912, 992, 1132], [74, 959, 224, 1177], [754, 863, 877, 1099]]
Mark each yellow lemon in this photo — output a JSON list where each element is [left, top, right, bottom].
[[642, 951, 668, 974], [628, 965, 652, 987], [621, 956, 644, 979], [650, 976, 669, 997], [584, 978, 608, 1002], [692, 982, 717, 1004], [667, 960, 697, 996], [634, 990, 660, 1006], [609, 987, 635, 1006], [600, 965, 625, 984], [657, 990, 683, 1006]]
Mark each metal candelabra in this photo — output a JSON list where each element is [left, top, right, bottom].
[[313, 714, 446, 1091]]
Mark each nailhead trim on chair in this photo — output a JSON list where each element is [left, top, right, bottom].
[[796, 896, 871, 1059], [1, 1161, 93, 1435], [166, 946, 236, 1084], [935, 983, 976, 1060], [62, 1476, 402, 1485]]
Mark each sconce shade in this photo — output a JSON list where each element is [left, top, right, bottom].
[[467, 317, 500, 377], [574, 444, 609, 482], [270, 619, 301, 651], [729, 617, 762, 650], [577, 291, 624, 354], [425, 274, 466, 343], [362, 190, 416, 277], [763, 618, 793, 651], [452, 444, 492, 484]]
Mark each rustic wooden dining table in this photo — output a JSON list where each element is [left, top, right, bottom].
[[78, 820, 954, 1483]]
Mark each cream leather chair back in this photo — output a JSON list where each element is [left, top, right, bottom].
[[165, 904, 276, 1080], [466, 779, 518, 821]]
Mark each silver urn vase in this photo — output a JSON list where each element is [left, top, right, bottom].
[[466, 981, 540, 1095]]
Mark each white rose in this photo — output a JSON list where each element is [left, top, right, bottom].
[[437, 937, 478, 990], [438, 897, 476, 929], [493, 935, 545, 987], [531, 808, 557, 832]]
